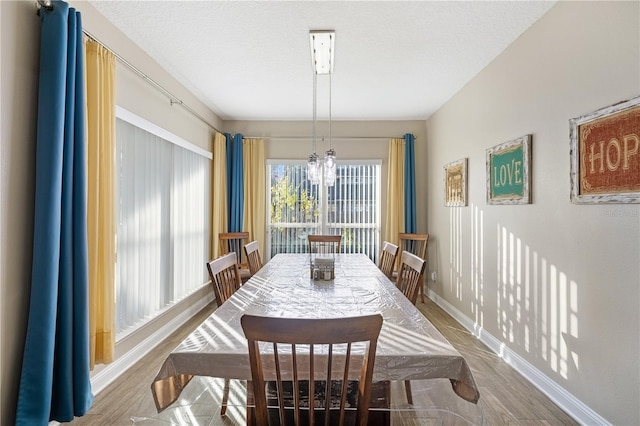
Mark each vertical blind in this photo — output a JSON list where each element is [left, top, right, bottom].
[[330, 163, 381, 260], [115, 114, 211, 337], [267, 160, 381, 261], [269, 162, 321, 256]]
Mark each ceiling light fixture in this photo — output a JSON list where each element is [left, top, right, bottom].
[[307, 30, 336, 186], [310, 30, 334, 75]]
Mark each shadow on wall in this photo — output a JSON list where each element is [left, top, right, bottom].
[[447, 203, 579, 382]]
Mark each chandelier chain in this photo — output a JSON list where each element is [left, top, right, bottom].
[[329, 73, 332, 149], [313, 72, 317, 155]]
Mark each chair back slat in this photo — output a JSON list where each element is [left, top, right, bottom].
[[378, 241, 398, 279], [307, 235, 342, 254], [219, 231, 250, 264], [397, 233, 428, 261], [241, 314, 383, 426], [219, 232, 253, 283], [309, 343, 315, 425], [244, 240, 264, 275], [395, 251, 426, 305], [206, 252, 242, 307], [397, 233, 429, 303]]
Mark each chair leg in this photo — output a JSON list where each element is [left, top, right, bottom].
[[220, 378, 230, 415], [404, 380, 413, 405], [246, 380, 257, 426]]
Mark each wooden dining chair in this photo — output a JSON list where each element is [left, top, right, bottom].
[[206, 252, 243, 416], [377, 241, 398, 279], [397, 233, 429, 303], [244, 240, 264, 275], [307, 234, 342, 255], [394, 250, 426, 406], [241, 314, 383, 426], [219, 231, 251, 282]]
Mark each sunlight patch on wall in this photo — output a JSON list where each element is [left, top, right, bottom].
[[470, 203, 484, 328], [449, 206, 464, 300], [569, 279, 579, 372], [496, 223, 579, 381]]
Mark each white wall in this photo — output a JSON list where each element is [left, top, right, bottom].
[[425, 2, 640, 424]]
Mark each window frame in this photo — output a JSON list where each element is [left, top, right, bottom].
[[266, 159, 382, 261], [114, 107, 212, 340]]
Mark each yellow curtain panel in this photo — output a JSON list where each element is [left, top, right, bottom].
[[210, 132, 228, 259], [384, 138, 405, 245], [85, 39, 116, 368], [242, 138, 266, 255]]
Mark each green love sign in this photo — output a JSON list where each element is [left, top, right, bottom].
[[491, 145, 524, 198], [487, 135, 531, 205]]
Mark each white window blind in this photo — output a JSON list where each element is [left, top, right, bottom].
[[115, 110, 211, 338], [267, 160, 381, 261]]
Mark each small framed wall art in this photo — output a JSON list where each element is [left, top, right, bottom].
[[570, 96, 640, 204], [486, 135, 532, 205], [444, 158, 467, 207]]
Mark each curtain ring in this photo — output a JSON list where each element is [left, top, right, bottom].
[[35, 0, 53, 15]]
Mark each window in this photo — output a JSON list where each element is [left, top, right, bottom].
[[115, 108, 211, 338], [267, 160, 381, 261]]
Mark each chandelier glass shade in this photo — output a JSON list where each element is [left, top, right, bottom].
[[307, 153, 320, 185], [323, 148, 336, 186]]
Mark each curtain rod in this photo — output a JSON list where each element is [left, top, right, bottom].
[[245, 136, 415, 140]]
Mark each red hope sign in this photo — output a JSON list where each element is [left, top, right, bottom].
[[580, 106, 640, 195]]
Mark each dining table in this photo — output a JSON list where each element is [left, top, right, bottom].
[[148, 253, 481, 421]]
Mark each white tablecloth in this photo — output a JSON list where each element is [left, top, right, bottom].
[[151, 254, 479, 411]]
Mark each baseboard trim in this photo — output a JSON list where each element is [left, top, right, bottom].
[[90, 290, 214, 395], [426, 289, 609, 426]]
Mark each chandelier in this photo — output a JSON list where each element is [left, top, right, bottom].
[[307, 30, 336, 186]]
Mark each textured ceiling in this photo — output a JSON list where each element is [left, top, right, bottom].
[[88, 1, 556, 121]]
